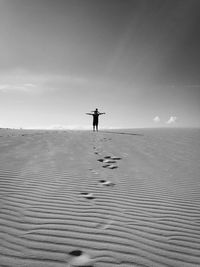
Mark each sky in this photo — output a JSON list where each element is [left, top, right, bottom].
[[0, 0, 200, 129]]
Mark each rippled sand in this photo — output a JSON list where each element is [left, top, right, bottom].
[[0, 128, 200, 266]]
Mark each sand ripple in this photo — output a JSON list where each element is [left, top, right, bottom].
[[0, 129, 200, 266]]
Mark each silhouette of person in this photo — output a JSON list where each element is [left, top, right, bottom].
[[86, 108, 105, 131]]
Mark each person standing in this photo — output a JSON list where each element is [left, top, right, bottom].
[[86, 108, 105, 131]]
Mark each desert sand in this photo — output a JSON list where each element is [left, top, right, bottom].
[[0, 128, 200, 267]]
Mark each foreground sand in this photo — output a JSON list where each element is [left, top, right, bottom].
[[0, 128, 200, 267]]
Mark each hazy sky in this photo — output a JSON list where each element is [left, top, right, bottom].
[[0, 0, 200, 129]]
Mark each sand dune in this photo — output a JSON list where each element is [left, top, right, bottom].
[[0, 128, 200, 266]]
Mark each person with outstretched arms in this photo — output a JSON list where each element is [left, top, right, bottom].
[[86, 108, 106, 131]]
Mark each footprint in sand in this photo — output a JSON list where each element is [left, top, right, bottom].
[[97, 159, 104, 162], [103, 159, 116, 163], [110, 156, 122, 160], [97, 158, 116, 163], [102, 164, 118, 169], [104, 156, 111, 159], [81, 192, 95, 200], [99, 180, 115, 186], [67, 250, 95, 266], [108, 165, 118, 169], [102, 164, 110, 168], [103, 156, 122, 160]]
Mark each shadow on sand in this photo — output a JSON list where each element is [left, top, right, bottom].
[[101, 131, 143, 136]]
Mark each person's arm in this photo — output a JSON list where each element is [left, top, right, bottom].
[[99, 112, 106, 115], [86, 113, 93, 115]]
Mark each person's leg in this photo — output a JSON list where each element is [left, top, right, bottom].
[[93, 119, 95, 131], [96, 124, 98, 131]]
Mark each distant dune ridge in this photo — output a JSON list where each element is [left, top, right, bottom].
[[0, 128, 200, 266]]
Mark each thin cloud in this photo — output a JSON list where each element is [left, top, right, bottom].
[[0, 69, 90, 93], [0, 84, 9, 91], [0, 82, 43, 94], [0, 83, 34, 92], [153, 116, 160, 123], [24, 83, 36, 87], [166, 116, 177, 124]]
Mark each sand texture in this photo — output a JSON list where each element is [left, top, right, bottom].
[[0, 128, 200, 267]]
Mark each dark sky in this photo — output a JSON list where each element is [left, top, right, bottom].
[[0, 0, 199, 128]]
